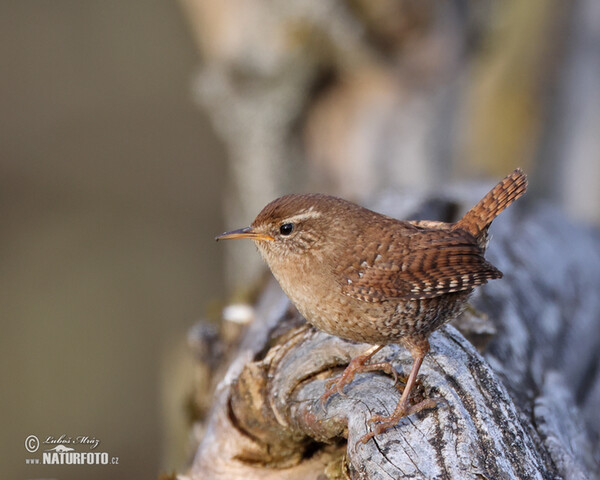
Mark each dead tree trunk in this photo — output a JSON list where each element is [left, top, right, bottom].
[[186, 192, 600, 479]]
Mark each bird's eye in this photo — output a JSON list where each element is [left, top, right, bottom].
[[279, 223, 294, 236]]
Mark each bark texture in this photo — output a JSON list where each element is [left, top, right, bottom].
[[187, 193, 600, 479]]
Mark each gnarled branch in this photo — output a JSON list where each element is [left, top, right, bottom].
[[188, 195, 600, 479]]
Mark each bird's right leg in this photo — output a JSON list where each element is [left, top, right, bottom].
[[361, 338, 437, 443]]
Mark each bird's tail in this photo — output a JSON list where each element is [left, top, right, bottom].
[[455, 168, 528, 243]]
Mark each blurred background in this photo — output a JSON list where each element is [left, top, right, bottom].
[[1, 1, 226, 479], [2, 1, 599, 479]]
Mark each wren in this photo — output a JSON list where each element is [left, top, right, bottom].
[[216, 169, 527, 442]]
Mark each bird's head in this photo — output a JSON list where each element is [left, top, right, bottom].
[[216, 194, 358, 266]]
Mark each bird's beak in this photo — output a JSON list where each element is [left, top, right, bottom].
[[215, 227, 274, 242]]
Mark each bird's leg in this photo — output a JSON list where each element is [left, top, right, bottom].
[[361, 339, 437, 443], [321, 345, 399, 405]]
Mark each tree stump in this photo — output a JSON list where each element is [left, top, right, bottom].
[[186, 191, 600, 479]]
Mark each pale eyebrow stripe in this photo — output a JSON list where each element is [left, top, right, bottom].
[[284, 210, 323, 224]]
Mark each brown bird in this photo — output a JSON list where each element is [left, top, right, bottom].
[[216, 169, 527, 442]]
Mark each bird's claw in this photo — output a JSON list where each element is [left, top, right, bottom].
[[360, 398, 439, 444], [321, 374, 352, 406]]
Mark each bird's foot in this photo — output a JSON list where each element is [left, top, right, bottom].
[[360, 397, 439, 444], [320, 350, 399, 406]]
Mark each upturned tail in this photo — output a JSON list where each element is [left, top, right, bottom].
[[454, 168, 528, 245]]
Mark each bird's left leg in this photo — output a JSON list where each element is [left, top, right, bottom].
[[321, 345, 399, 405]]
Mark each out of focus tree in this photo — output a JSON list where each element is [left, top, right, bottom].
[[180, 0, 600, 289]]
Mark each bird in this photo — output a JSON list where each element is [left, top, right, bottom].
[[216, 168, 528, 442]]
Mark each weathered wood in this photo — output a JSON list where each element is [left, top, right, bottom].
[[187, 194, 600, 479]]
